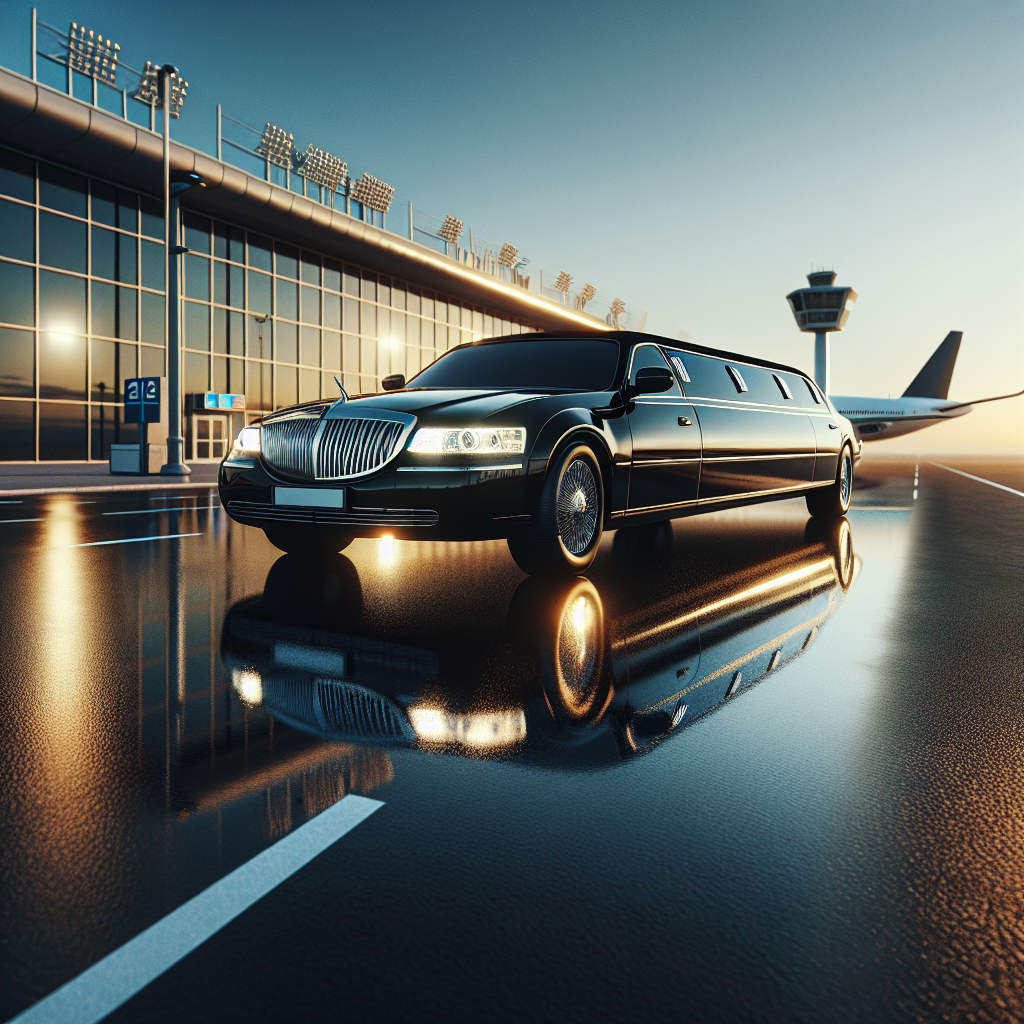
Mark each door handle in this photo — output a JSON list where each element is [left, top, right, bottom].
[[678, 416, 692, 427], [828, 422, 838, 429]]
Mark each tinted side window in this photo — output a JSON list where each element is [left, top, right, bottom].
[[668, 352, 737, 400], [733, 364, 784, 405], [628, 345, 681, 396], [776, 372, 817, 408]]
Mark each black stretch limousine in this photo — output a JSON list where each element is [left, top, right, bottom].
[[219, 331, 860, 574]]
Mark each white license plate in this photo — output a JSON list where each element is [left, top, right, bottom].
[[274, 486, 346, 509]]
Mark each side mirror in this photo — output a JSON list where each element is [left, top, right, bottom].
[[381, 374, 406, 392], [630, 366, 675, 396]]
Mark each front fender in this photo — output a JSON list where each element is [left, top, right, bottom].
[[526, 408, 631, 518]]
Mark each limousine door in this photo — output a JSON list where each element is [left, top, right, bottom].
[[665, 350, 816, 500], [626, 344, 702, 511]]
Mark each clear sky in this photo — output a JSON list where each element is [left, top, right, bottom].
[[2, 1, 1021, 453]]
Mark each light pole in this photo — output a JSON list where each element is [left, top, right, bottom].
[[154, 64, 202, 475]]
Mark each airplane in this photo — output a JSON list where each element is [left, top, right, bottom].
[[829, 331, 1024, 441]]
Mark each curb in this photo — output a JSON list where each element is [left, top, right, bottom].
[[0, 481, 219, 497]]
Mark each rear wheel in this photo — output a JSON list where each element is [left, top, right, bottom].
[[806, 445, 853, 519], [264, 529, 354, 555], [507, 442, 605, 576]]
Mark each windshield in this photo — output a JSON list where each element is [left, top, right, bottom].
[[408, 339, 620, 391]]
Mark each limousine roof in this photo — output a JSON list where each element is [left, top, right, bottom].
[[534, 330, 815, 383]]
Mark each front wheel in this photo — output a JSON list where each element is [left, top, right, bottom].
[[264, 529, 354, 555], [507, 443, 605, 576], [806, 445, 853, 519]]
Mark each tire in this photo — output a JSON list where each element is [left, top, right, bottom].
[[507, 442, 605, 576], [264, 529, 354, 555], [806, 445, 853, 519]]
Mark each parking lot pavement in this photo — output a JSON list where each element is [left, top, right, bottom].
[[1, 456, 1021, 1023]]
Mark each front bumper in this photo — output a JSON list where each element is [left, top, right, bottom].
[[219, 456, 533, 540]]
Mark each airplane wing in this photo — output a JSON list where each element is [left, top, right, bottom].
[[941, 387, 1024, 413]]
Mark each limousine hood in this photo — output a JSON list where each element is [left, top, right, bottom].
[[325, 389, 604, 424]]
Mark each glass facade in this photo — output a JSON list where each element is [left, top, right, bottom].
[[0, 145, 539, 462]]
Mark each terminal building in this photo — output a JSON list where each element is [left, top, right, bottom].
[[0, 15, 631, 465]]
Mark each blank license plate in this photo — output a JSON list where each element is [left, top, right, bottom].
[[274, 486, 346, 509]]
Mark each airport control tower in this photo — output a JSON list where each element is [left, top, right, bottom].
[[786, 270, 857, 393]]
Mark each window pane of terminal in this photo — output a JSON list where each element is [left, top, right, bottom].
[[300, 286, 320, 325], [118, 235, 137, 285], [92, 183, 117, 227], [140, 195, 163, 239], [0, 327, 34, 397], [118, 191, 138, 233], [141, 293, 164, 346], [0, 148, 34, 203], [248, 271, 272, 316], [0, 399, 34, 459], [0, 199, 34, 262], [39, 270, 86, 334], [275, 243, 298, 279], [183, 212, 211, 254], [184, 255, 210, 301], [141, 239, 164, 290], [300, 252, 320, 285], [275, 321, 297, 364], [39, 401, 87, 460], [323, 258, 341, 292], [40, 332, 86, 400], [248, 234, 272, 272], [276, 280, 297, 321], [184, 301, 210, 350], [39, 164, 86, 218], [92, 226, 116, 280], [40, 212, 86, 273]]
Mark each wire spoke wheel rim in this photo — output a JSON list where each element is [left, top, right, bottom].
[[840, 451, 852, 506], [556, 457, 599, 556]]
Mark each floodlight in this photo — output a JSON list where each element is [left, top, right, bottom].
[[255, 124, 295, 169], [438, 215, 463, 244], [574, 283, 597, 309], [609, 298, 626, 328], [131, 61, 188, 117], [67, 22, 120, 83], [498, 243, 519, 268], [300, 145, 347, 191], [554, 272, 572, 293], [350, 173, 396, 213]]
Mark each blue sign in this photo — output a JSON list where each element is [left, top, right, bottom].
[[124, 377, 161, 423]]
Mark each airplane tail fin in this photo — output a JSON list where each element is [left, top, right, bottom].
[[901, 331, 962, 399]]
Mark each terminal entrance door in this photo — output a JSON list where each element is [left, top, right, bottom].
[[191, 415, 229, 462]]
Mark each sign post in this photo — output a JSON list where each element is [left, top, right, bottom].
[[124, 376, 163, 474]]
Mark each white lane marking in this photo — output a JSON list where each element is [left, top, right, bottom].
[[0, 518, 44, 523], [102, 505, 217, 516], [59, 532, 202, 549], [7, 795, 383, 1024], [929, 462, 1024, 498]]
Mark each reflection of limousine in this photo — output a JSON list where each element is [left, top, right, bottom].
[[220, 332, 860, 574], [221, 519, 858, 767]]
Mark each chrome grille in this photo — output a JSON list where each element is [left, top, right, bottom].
[[315, 418, 406, 480], [316, 680, 408, 740], [261, 412, 322, 479]]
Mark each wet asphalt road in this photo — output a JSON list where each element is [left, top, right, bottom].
[[0, 456, 1021, 1024]]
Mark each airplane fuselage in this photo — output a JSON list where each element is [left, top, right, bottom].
[[829, 395, 972, 440]]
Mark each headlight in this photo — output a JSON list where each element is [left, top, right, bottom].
[[407, 427, 525, 455], [234, 425, 261, 452]]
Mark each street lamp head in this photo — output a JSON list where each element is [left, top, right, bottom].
[[169, 170, 203, 199]]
